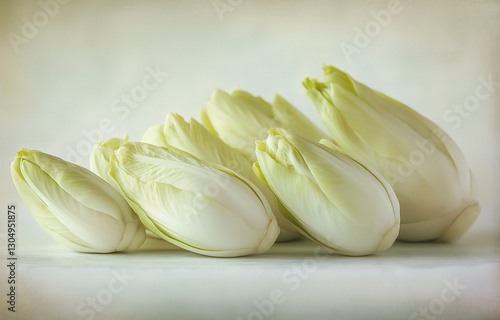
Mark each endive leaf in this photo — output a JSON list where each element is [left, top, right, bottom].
[[142, 113, 302, 242]]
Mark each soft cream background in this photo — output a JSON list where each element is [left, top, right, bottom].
[[0, 1, 499, 319]]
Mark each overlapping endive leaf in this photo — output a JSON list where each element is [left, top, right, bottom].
[[143, 113, 254, 178], [254, 129, 400, 256], [106, 141, 279, 257], [304, 65, 480, 242], [201, 89, 327, 162], [11, 149, 146, 253], [90, 136, 129, 190], [141, 113, 301, 241]]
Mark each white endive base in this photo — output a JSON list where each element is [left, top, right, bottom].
[[1, 227, 498, 320], [398, 202, 481, 242]]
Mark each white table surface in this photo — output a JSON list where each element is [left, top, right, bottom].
[[1, 225, 498, 320]]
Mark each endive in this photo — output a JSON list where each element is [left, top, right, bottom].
[[11, 149, 146, 253], [141, 113, 301, 241], [90, 136, 128, 189], [91, 136, 166, 240], [201, 89, 327, 162], [304, 65, 480, 242], [93, 140, 279, 257], [254, 129, 400, 256]]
